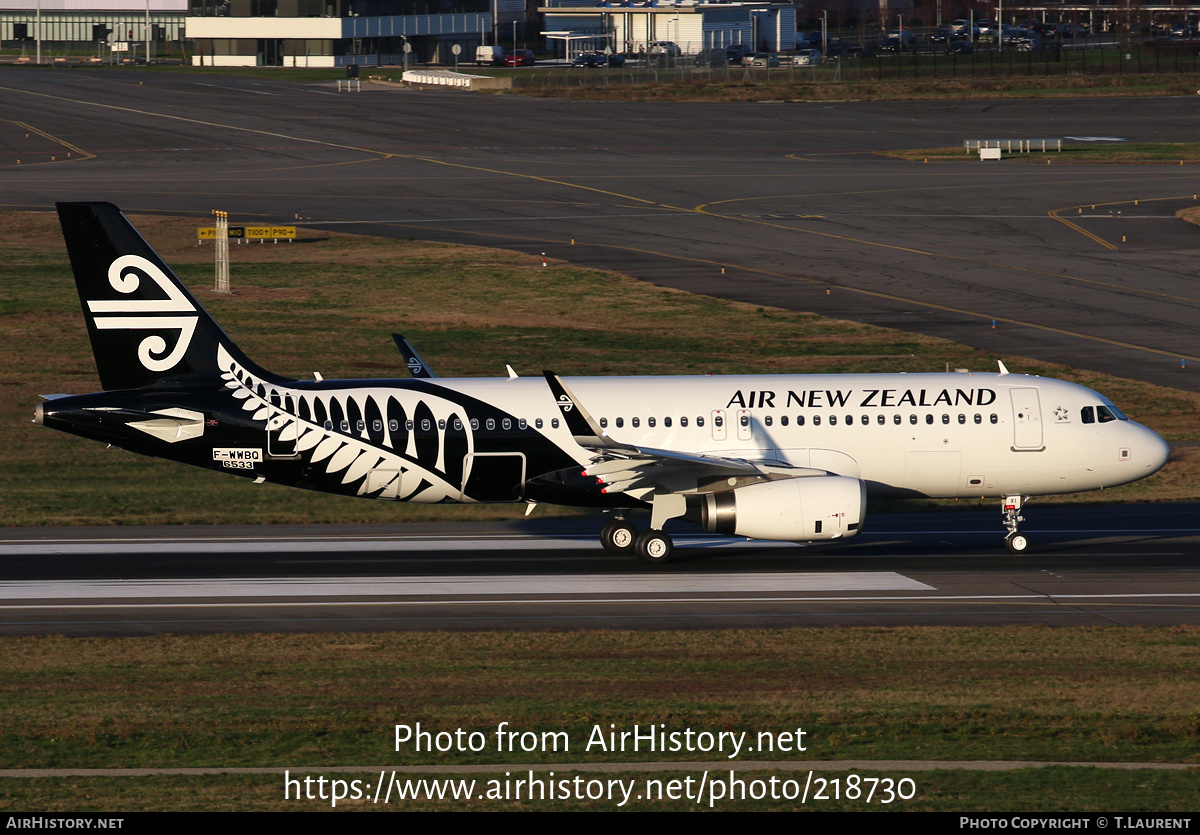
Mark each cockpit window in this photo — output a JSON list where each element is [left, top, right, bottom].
[[1081, 406, 1095, 424], [1096, 405, 1117, 423]]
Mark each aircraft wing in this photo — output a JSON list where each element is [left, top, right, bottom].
[[543, 371, 826, 500]]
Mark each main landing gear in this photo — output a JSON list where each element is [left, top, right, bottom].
[[1002, 495, 1030, 553], [599, 517, 675, 565]]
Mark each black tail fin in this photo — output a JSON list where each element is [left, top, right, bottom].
[[56, 202, 285, 390]]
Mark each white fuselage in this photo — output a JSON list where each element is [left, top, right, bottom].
[[433, 371, 1169, 499]]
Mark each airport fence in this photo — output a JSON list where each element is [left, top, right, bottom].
[[512, 44, 1200, 90]]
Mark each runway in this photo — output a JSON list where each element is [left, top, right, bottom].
[[1, 71, 1198, 389], [3, 504, 1199, 634]]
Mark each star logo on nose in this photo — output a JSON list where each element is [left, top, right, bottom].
[[1054, 406, 1069, 422]]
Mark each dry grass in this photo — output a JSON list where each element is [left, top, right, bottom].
[[514, 72, 1200, 103], [3, 627, 1200, 771]]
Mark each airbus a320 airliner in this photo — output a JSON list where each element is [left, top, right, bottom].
[[36, 203, 1170, 563]]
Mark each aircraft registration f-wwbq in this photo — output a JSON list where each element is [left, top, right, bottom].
[[37, 203, 1170, 563]]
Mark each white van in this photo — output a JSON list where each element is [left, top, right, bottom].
[[475, 45, 506, 66]]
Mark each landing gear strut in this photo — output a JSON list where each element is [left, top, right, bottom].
[[1002, 495, 1030, 553]]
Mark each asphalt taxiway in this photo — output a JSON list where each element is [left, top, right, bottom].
[[3, 504, 1199, 634], [1, 70, 1198, 389]]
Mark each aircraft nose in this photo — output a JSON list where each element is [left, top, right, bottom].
[[1137, 424, 1170, 476]]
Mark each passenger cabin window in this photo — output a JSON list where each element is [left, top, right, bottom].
[[740, 415, 749, 427], [664, 417, 672, 428], [518, 419, 526, 430], [471, 418, 480, 430], [813, 415, 821, 426], [796, 416, 805, 426], [990, 414, 998, 424], [680, 416, 688, 427], [502, 419, 511, 430], [632, 417, 640, 428], [648, 417, 656, 428], [714, 415, 723, 427], [765, 415, 773, 427], [552, 418, 560, 429], [615, 417, 624, 429], [829, 415, 837, 426], [780, 416, 788, 427], [600, 417, 608, 429], [697, 416, 704, 427], [486, 418, 496, 430]]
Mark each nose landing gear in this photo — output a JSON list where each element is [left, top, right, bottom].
[[1002, 495, 1029, 553]]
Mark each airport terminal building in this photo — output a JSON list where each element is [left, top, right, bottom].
[[0, 0, 521, 66], [539, 0, 796, 55], [186, 0, 524, 67], [1, 0, 187, 62]]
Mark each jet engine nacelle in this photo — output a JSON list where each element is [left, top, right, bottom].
[[700, 475, 866, 542]]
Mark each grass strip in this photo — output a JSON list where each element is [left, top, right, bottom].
[[2, 767, 1198, 811], [3, 628, 1200, 769], [1, 627, 1199, 810]]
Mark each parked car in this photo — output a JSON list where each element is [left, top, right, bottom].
[[793, 48, 821, 65], [571, 51, 625, 68], [727, 43, 753, 62], [504, 49, 535, 66], [746, 52, 780, 67], [647, 41, 681, 56]]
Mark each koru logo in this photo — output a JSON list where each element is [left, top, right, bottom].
[[557, 395, 574, 413], [406, 357, 424, 373], [87, 255, 199, 371]]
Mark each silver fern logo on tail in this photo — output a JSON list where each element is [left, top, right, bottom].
[[86, 255, 199, 371]]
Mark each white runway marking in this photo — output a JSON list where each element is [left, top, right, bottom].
[[0, 572, 933, 601]]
